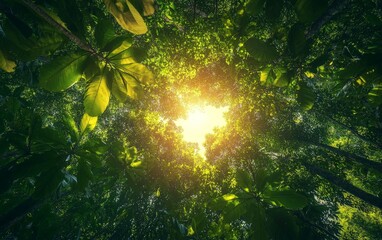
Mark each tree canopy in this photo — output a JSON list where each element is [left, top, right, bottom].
[[1, 0, 382, 239]]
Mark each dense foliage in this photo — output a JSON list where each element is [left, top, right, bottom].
[[1, 0, 382, 239]]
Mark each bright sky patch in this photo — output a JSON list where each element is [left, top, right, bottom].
[[175, 105, 228, 157]]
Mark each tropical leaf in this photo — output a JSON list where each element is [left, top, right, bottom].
[[295, 0, 328, 24], [63, 112, 79, 141], [118, 63, 154, 83], [264, 190, 308, 210], [0, 49, 16, 72], [236, 169, 252, 190], [297, 82, 315, 110], [84, 71, 111, 116], [95, 18, 117, 49], [104, 0, 148, 35], [244, 38, 278, 62], [111, 69, 142, 102], [288, 23, 307, 56], [80, 113, 98, 133], [39, 54, 87, 92], [260, 67, 276, 86], [76, 158, 93, 191]]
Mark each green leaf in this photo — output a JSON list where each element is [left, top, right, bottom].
[[264, 190, 308, 210], [236, 169, 252, 190], [273, 70, 291, 87], [39, 54, 87, 92], [109, 47, 146, 64], [104, 0, 148, 35], [244, 38, 278, 62], [80, 113, 98, 133], [95, 18, 117, 49], [63, 112, 79, 141], [288, 23, 307, 56], [0, 49, 16, 72], [111, 69, 142, 101], [84, 71, 111, 116], [260, 67, 276, 86], [76, 159, 93, 191], [295, 0, 328, 24], [117, 63, 154, 83], [297, 82, 315, 110], [33, 167, 64, 198]]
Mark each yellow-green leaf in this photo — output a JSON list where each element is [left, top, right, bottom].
[[104, 0, 148, 35], [84, 71, 111, 116], [111, 69, 142, 101], [0, 49, 16, 73], [40, 54, 87, 91], [118, 63, 154, 83], [80, 113, 98, 133]]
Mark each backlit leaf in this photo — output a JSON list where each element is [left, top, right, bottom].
[[84, 71, 111, 116], [80, 113, 98, 133], [104, 0, 148, 35], [39, 54, 87, 92]]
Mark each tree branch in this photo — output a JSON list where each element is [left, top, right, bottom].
[[21, 0, 104, 61]]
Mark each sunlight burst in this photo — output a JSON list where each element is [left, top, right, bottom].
[[175, 105, 229, 157]]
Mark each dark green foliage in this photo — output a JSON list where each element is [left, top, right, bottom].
[[1, 0, 382, 239]]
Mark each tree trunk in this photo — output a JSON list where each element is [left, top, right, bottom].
[[313, 142, 382, 172], [302, 162, 382, 209]]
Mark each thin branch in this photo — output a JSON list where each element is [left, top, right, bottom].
[[21, 0, 104, 61]]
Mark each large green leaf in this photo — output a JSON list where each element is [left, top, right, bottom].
[[104, 0, 148, 35], [117, 63, 154, 83], [84, 71, 111, 116], [95, 18, 117, 49], [111, 69, 142, 102], [264, 190, 308, 210], [39, 54, 87, 92], [288, 23, 307, 56], [295, 0, 328, 24], [244, 38, 278, 62], [260, 67, 276, 86], [297, 82, 315, 110], [236, 169, 253, 189], [76, 158, 93, 191]]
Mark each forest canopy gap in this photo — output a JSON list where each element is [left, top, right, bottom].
[[175, 104, 229, 157]]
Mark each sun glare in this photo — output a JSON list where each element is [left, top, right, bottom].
[[175, 105, 229, 157]]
